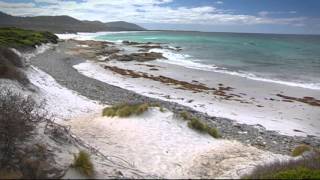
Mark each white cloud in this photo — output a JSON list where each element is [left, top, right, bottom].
[[0, 1, 34, 8], [215, 1, 224, 5], [0, 0, 307, 27], [258, 11, 269, 17]]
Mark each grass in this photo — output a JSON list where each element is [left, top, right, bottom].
[[242, 150, 320, 179], [269, 167, 320, 179], [180, 111, 191, 120], [72, 151, 94, 177], [187, 117, 221, 138], [180, 111, 220, 138], [102, 103, 150, 117], [292, 144, 312, 157], [0, 27, 58, 48]]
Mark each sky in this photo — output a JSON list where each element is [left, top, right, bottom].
[[1, 0, 320, 34]]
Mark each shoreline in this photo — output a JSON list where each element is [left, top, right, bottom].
[[29, 39, 320, 155]]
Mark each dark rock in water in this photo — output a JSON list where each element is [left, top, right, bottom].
[[122, 41, 141, 45], [109, 52, 167, 62], [97, 46, 121, 55]]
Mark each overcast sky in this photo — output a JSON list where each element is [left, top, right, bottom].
[[1, 0, 320, 34]]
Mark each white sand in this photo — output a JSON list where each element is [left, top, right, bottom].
[[26, 65, 102, 121], [73, 60, 320, 137], [67, 108, 287, 179]]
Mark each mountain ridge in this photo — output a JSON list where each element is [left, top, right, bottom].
[[0, 12, 146, 33]]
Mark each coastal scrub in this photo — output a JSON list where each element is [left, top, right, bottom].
[[291, 144, 312, 157], [243, 150, 320, 179], [0, 27, 58, 49], [102, 103, 150, 117], [180, 111, 220, 138]]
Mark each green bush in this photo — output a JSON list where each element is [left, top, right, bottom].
[[269, 167, 320, 179], [102, 103, 150, 117], [72, 151, 94, 177], [180, 111, 191, 120], [0, 27, 58, 48], [187, 117, 220, 138], [188, 117, 207, 132], [159, 106, 165, 112], [243, 150, 320, 179], [102, 107, 116, 117], [207, 127, 220, 138], [292, 144, 311, 157]]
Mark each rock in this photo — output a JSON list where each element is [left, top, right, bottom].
[[122, 41, 140, 45], [108, 52, 167, 62]]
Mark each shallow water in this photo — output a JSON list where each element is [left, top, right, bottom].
[[96, 31, 320, 90]]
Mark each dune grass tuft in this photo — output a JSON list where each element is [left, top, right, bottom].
[[187, 117, 220, 138], [188, 117, 207, 131], [292, 144, 312, 157], [102, 103, 150, 117], [180, 111, 191, 120], [180, 111, 220, 139], [72, 151, 94, 177]]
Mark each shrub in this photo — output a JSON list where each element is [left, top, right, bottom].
[[102, 107, 116, 117], [159, 106, 165, 113], [270, 167, 320, 179], [0, 27, 58, 48], [180, 111, 191, 120], [0, 169, 23, 179], [188, 117, 207, 132], [207, 127, 220, 138], [116, 105, 133, 117], [292, 144, 311, 157], [102, 103, 150, 117], [187, 117, 220, 138], [243, 150, 320, 179], [0, 88, 48, 168], [72, 151, 94, 177]]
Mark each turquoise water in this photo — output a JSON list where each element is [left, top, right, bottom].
[[95, 31, 320, 89]]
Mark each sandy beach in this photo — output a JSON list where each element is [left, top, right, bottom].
[[21, 38, 319, 178], [64, 38, 320, 137]]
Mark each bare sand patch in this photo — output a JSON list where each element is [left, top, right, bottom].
[[67, 108, 287, 178]]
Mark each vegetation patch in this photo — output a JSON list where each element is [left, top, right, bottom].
[[180, 111, 191, 120], [243, 150, 320, 179], [179, 111, 220, 138], [0, 27, 58, 49], [102, 103, 151, 117], [292, 144, 312, 157], [187, 117, 220, 138], [72, 151, 94, 177]]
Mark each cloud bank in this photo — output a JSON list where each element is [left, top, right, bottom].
[[0, 0, 308, 27]]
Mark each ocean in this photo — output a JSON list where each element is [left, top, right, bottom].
[[94, 31, 320, 90]]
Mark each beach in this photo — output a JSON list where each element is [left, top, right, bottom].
[[56, 33, 320, 137], [21, 34, 319, 178]]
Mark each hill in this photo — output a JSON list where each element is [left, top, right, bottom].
[[0, 12, 146, 33]]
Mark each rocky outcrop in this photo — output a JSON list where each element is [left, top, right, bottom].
[[108, 52, 167, 62]]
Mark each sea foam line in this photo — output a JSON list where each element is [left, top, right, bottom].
[[151, 48, 320, 90]]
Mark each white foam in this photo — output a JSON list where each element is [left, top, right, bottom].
[[56, 31, 150, 41], [57, 31, 320, 90], [149, 48, 320, 90]]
